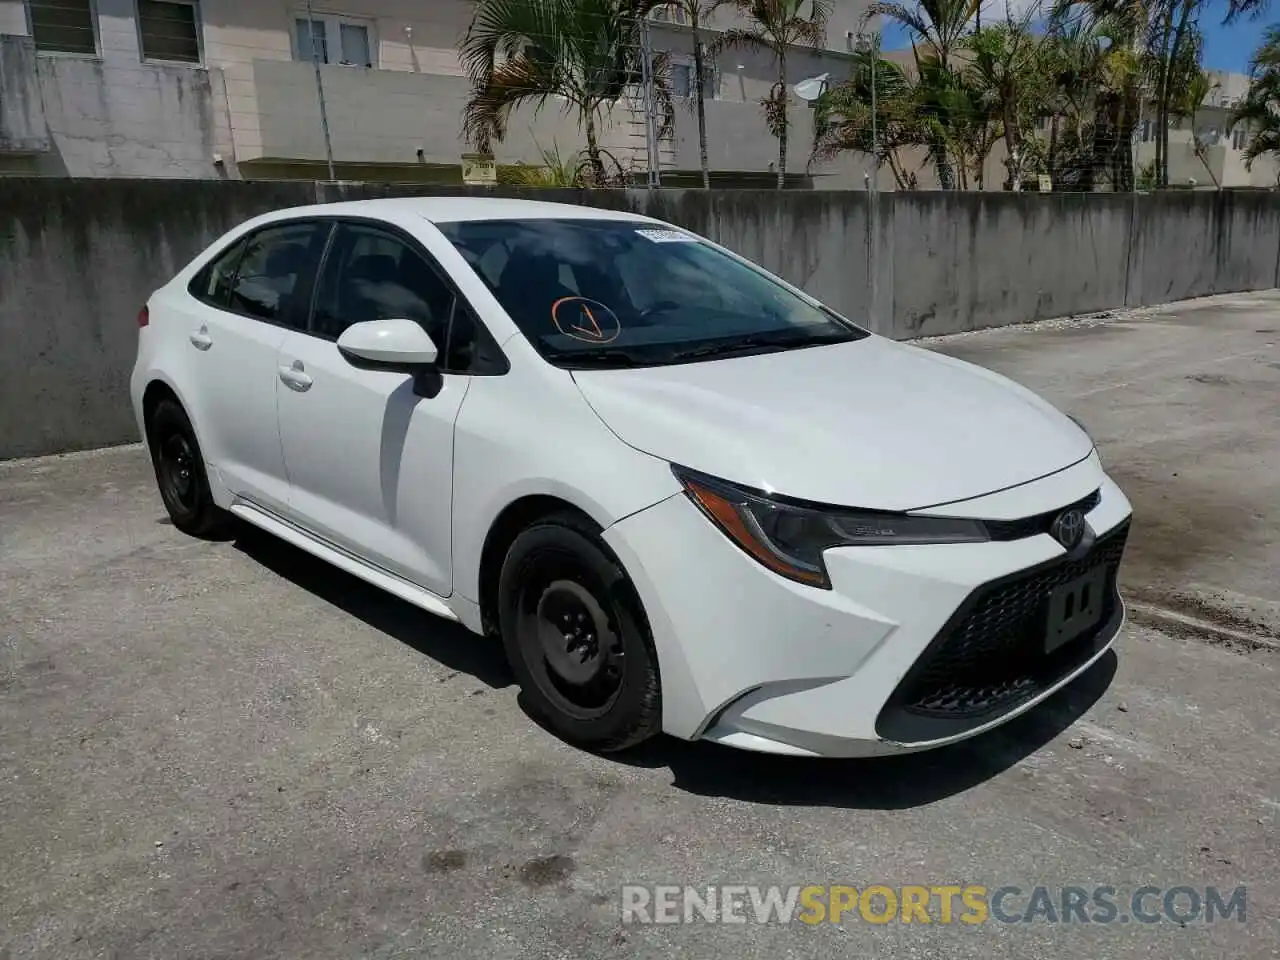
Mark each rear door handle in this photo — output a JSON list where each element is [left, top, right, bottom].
[[278, 363, 313, 392], [189, 326, 213, 350]]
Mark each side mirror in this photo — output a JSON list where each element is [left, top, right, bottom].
[[337, 318, 438, 371]]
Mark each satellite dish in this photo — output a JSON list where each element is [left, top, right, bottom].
[[794, 73, 830, 102]]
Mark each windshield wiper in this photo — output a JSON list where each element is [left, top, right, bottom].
[[557, 348, 654, 369], [664, 332, 844, 363]]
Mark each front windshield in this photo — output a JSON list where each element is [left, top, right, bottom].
[[436, 218, 867, 368]]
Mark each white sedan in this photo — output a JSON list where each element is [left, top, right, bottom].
[[131, 197, 1132, 758]]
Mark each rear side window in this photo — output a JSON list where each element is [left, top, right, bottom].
[[228, 222, 330, 326], [189, 238, 245, 308]]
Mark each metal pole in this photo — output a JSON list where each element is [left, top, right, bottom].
[[870, 32, 879, 197], [639, 17, 661, 189], [305, 0, 336, 182]]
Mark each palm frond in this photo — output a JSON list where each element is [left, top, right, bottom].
[[461, 52, 571, 148], [864, 2, 935, 44], [708, 26, 773, 56]]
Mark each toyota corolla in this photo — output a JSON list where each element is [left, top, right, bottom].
[[131, 197, 1131, 758]]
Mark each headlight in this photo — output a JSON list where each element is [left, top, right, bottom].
[[673, 466, 989, 589]]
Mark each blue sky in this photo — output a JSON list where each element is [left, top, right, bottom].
[[1202, 16, 1266, 72], [881, 3, 1269, 75]]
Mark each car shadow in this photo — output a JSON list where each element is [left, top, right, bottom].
[[605, 651, 1118, 810], [229, 521, 513, 689], [228, 516, 1116, 808]]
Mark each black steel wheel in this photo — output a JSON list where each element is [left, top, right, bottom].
[[146, 397, 228, 538], [498, 512, 660, 751]]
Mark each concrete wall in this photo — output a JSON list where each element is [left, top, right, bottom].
[[0, 34, 49, 153], [1, 179, 1277, 459], [0, 179, 313, 458], [1127, 191, 1280, 306], [0, 0, 237, 179], [249, 61, 601, 168], [892, 193, 1135, 336]]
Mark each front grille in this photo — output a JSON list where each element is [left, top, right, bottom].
[[876, 522, 1128, 742], [984, 488, 1102, 541]]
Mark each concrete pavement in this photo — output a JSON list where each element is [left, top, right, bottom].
[[2, 292, 1278, 959]]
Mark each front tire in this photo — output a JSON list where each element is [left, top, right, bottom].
[[146, 398, 228, 538], [498, 513, 661, 752]]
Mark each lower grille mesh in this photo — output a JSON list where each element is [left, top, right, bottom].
[[895, 524, 1129, 722]]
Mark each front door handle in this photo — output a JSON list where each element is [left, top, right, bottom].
[[189, 326, 213, 350], [278, 362, 313, 392]]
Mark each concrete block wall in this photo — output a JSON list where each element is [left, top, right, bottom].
[[0, 179, 1277, 459]]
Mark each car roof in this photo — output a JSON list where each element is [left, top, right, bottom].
[[254, 196, 660, 226]]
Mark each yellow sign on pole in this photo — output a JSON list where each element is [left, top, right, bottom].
[[461, 154, 497, 186]]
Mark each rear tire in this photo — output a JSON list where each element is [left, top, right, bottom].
[[498, 512, 661, 752], [146, 398, 229, 539]]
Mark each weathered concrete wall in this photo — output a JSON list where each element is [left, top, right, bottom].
[[1126, 191, 1280, 306], [891, 193, 1135, 337], [1, 0, 238, 179], [0, 35, 50, 153], [0, 180, 313, 458], [1, 180, 1277, 458]]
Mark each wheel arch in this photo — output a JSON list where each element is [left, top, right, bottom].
[[140, 375, 217, 485], [476, 494, 601, 638]]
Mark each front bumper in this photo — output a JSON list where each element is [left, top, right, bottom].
[[601, 453, 1132, 758]]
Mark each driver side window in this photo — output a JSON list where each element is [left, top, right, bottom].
[[311, 223, 453, 345], [309, 222, 507, 375]]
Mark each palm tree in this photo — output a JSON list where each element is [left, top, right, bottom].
[[1052, 0, 1149, 191], [867, 0, 981, 69], [711, 0, 831, 188], [1041, 15, 1110, 185], [810, 50, 922, 187], [1231, 25, 1280, 177], [964, 13, 1054, 189], [461, 0, 674, 186], [865, 0, 982, 187], [1225, 0, 1269, 20], [652, 1, 725, 187], [1176, 69, 1222, 187]]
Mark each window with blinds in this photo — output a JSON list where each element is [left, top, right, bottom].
[[27, 0, 97, 55], [138, 0, 201, 64]]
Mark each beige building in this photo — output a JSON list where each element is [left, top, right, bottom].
[[1132, 70, 1279, 189], [0, 0, 876, 184], [1, 1, 1269, 188]]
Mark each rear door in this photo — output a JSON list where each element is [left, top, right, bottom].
[[179, 220, 330, 512], [274, 219, 503, 597]]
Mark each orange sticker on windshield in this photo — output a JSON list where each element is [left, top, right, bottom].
[[552, 297, 621, 344]]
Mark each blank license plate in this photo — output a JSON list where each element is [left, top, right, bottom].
[[1044, 566, 1107, 654]]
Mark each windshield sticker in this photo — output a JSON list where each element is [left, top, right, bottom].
[[635, 228, 699, 244], [551, 297, 622, 344]]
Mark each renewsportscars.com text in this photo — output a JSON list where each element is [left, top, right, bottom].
[[621, 884, 1246, 926]]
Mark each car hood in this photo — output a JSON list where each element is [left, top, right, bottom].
[[571, 336, 1094, 511]]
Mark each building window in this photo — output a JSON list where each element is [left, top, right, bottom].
[[1140, 119, 1152, 143], [294, 12, 373, 67], [137, 0, 200, 63], [1231, 126, 1248, 150], [668, 55, 715, 99], [26, 0, 97, 55], [651, 6, 688, 25]]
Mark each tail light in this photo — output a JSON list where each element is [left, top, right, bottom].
[[138, 305, 150, 328]]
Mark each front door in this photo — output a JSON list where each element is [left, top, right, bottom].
[[275, 221, 471, 598]]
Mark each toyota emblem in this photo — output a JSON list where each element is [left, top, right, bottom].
[[1051, 508, 1086, 550]]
